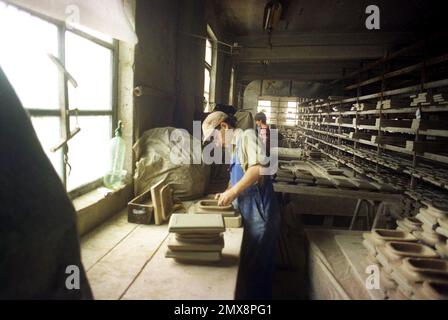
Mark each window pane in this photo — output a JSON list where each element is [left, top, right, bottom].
[[0, 3, 59, 109], [31, 117, 63, 179], [67, 116, 112, 191], [258, 100, 271, 107], [204, 68, 211, 111], [205, 39, 212, 66], [204, 68, 211, 95], [257, 107, 271, 120], [66, 31, 113, 111]]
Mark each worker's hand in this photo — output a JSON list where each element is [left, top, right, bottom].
[[214, 193, 221, 200], [217, 188, 238, 206]]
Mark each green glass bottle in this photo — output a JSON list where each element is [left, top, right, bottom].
[[104, 121, 126, 190]]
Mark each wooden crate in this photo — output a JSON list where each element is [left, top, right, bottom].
[[127, 189, 154, 225]]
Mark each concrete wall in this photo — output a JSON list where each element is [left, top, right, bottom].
[[134, 0, 179, 136], [118, 0, 136, 176], [133, 0, 234, 136]]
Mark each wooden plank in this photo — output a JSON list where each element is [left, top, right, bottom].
[[334, 235, 386, 300], [86, 224, 169, 300], [81, 210, 139, 271], [306, 229, 371, 300], [121, 228, 243, 300]]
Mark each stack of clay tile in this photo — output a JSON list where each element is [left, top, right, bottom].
[[166, 213, 225, 263], [274, 168, 296, 184], [413, 201, 448, 258], [411, 91, 448, 107], [363, 229, 448, 300]]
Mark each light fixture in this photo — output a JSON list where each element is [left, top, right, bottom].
[[263, 1, 283, 33]]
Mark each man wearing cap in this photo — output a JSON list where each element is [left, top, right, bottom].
[[202, 111, 281, 300]]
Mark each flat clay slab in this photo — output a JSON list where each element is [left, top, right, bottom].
[[426, 201, 448, 218], [438, 217, 448, 230], [224, 215, 242, 228], [380, 271, 398, 290], [366, 254, 379, 266], [416, 212, 438, 229], [418, 281, 448, 300], [176, 233, 223, 244], [351, 179, 378, 191], [314, 177, 334, 188], [168, 234, 224, 252], [371, 182, 397, 193], [376, 248, 394, 274], [331, 178, 358, 190], [151, 179, 166, 225], [384, 242, 438, 262], [165, 249, 222, 262], [390, 269, 414, 296], [422, 223, 436, 233], [403, 217, 423, 229], [413, 231, 445, 247], [362, 238, 377, 256], [419, 209, 440, 224], [435, 242, 448, 259], [160, 184, 174, 221], [168, 213, 225, 234], [275, 177, 295, 183], [371, 229, 417, 246], [396, 219, 422, 233]]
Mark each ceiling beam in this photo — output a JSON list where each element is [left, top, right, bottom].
[[235, 44, 386, 62], [237, 61, 359, 81], [234, 32, 419, 47]]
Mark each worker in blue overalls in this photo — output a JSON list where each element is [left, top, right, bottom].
[[202, 111, 281, 300]]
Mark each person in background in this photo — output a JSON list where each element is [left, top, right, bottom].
[[255, 112, 270, 156], [202, 111, 281, 300]]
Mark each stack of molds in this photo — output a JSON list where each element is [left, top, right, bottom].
[[363, 229, 448, 299], [274, 168, 296, 184], [413, 202, 448, 256], [433, 92, 448, 105], [294, 169, 315, 186], [189, 198, 242, 228], [363, 229, 418, 299], [166, 214, 225, 262]]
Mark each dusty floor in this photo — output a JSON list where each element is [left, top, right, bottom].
[[81, 210, 243, 299], [80, 206, 307, 300]]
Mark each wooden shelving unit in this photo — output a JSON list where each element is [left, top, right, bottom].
[[296, 37, 448, 201]]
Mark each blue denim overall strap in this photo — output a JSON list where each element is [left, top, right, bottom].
[[230, 137, 281, 300]]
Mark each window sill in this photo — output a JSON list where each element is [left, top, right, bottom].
[[74, 183, 133, 236]]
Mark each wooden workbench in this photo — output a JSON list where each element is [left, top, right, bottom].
[[274, 183, 403, 203], [274, 183, 403, 229], [305, 229, 386, 300], [81, 210, 243, 300]]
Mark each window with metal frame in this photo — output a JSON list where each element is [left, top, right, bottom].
[[0, 1, 117, 197], [204, 38, 212, 112], [257, 97, 303, 126]]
